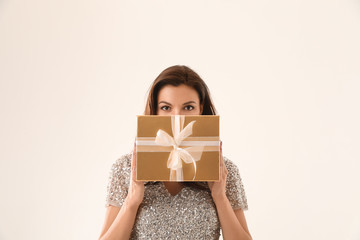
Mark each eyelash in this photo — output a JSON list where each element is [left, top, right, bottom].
[[160, 105, 194, 111]]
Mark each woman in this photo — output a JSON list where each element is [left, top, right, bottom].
[[98, 65, 252, 240]]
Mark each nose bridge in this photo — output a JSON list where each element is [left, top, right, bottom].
[[173, 106, 181, 115]]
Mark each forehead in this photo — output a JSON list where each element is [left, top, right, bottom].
[[158, 85, 199, 103]]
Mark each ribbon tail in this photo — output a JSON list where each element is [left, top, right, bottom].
[[169, 167, 183, 181], [167, 150, 176, 169], [176, 167, 183, 181], [170, 169, 176, 181], [175, 155, 183, 181], [178, 148, 201, 181], [167, 149, 184, 181], [191, 159, 196, 181]]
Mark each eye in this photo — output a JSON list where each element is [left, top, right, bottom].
[[160, 106, 170, 111], [185, 105, 194, 111]]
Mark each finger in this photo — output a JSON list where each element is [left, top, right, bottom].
[[220, 162, 225, 179], [218, 140, 223, 182], [219, 141, 223, 167], [132, 142, 135, 170], [220, 141, 227, 180], [220, 154, 224, 168], [223, 167, 229, 182], [134, 141, 136, 168], [131, 161, 135, 181], [132, 142, 137, 181], [223, 161, 228, 178], [218, 157, 223, 181]]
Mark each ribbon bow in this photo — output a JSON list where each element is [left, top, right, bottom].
[[155, 115, 204, 181]]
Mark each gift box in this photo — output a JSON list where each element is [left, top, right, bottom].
[[135, 115, 220, 182]]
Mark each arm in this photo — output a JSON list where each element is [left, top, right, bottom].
[[213, 195, 252, 240], [98, 142, 144, 240], [98, 199, 141, 240], [98, 206, 120, 239], [208, 141, 252, 240]]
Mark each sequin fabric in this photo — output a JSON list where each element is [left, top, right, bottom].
[[105, 151, 248, 239]]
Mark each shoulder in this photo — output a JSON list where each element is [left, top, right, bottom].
[[222, 155, 245, 184], [222, 155, 249, 210], [105, 152, 133, 208], [112, 152, 132, 168], [223, 155, 240, 176], [108, 152, 132, 179]]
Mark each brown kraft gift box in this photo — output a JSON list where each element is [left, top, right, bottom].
[[135, 115, 220, 182]]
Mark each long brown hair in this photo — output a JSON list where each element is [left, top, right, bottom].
[[144, 65, 217, 115], [143, 65, 218, 191]]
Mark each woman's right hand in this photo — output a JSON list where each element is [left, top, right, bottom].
[[125, 141, 145, 209]]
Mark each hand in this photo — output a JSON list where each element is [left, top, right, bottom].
[[125, 141, 145, 209], [208, 141, 228, 201]]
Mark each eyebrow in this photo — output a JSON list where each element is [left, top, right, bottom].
[[183, 101, 196, 105], [158, 101, 196, 106]]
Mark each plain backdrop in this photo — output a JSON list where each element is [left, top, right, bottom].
[[1, 0, 360, 239]]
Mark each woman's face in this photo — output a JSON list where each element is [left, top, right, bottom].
[[157, 84, 203, 116]]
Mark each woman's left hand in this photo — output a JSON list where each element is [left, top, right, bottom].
[[208, 141, 228, 201]]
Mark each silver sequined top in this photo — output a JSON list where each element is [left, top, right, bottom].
[[105, 151, 248, 239]]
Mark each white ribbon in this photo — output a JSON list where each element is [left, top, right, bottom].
[[155, 115, 204, 181]]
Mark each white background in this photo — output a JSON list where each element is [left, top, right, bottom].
[[1, 0, 360, 239]]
